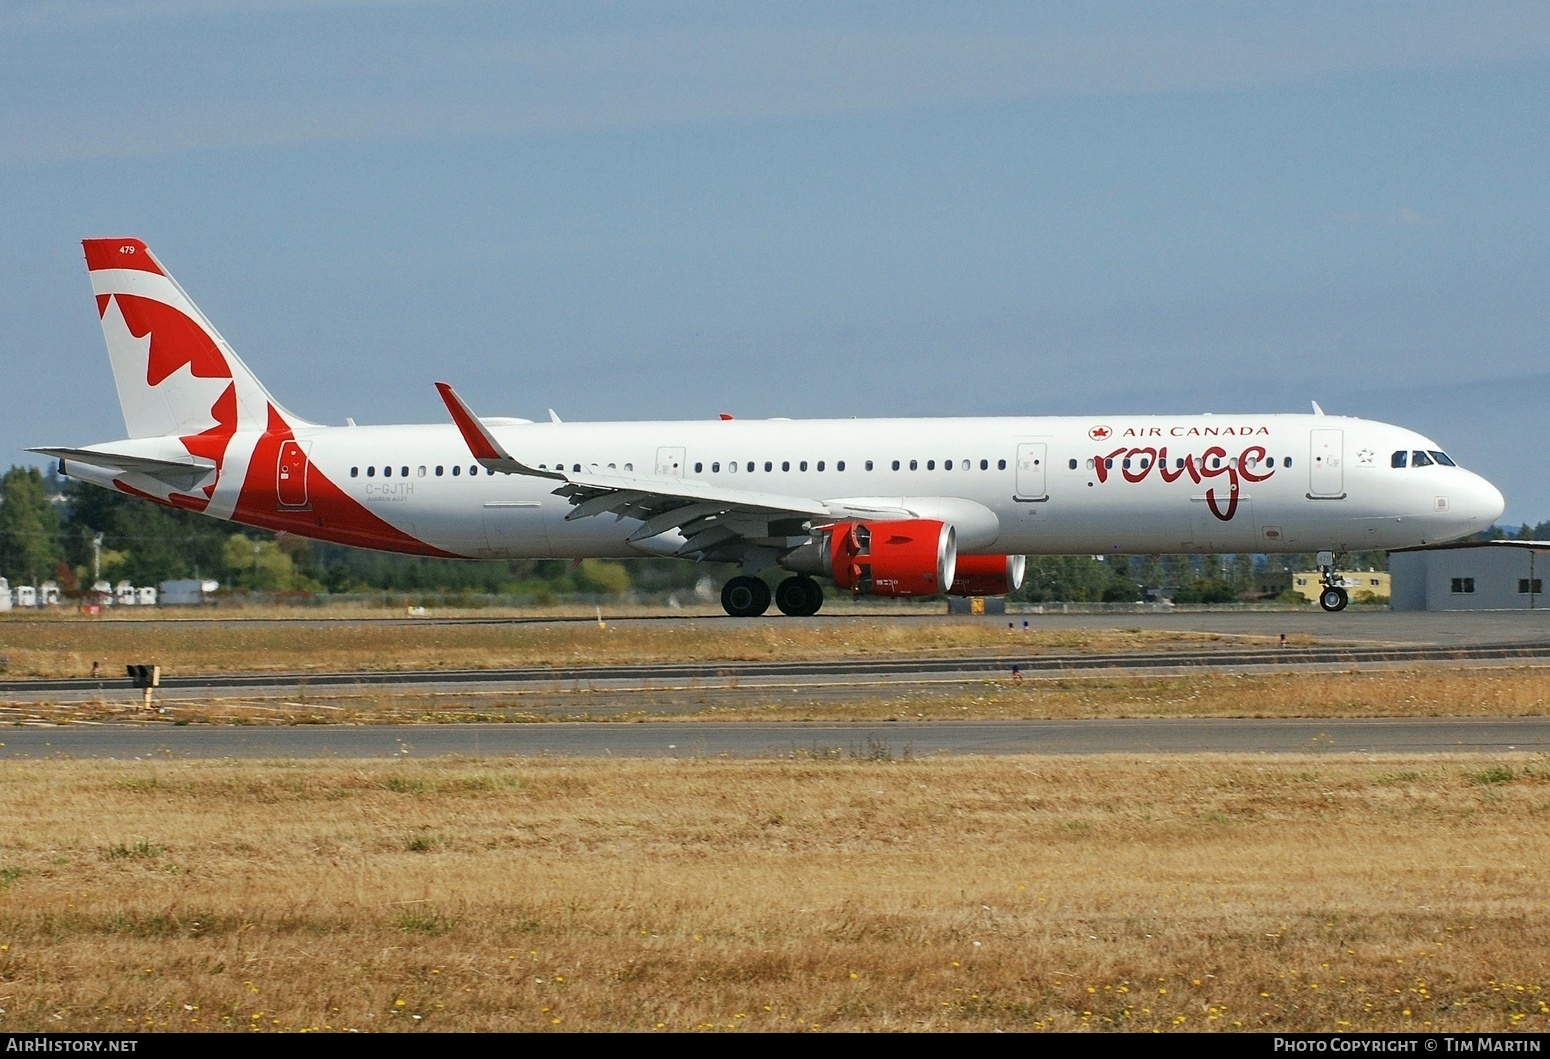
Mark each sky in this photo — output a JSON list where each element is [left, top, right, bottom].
[[3, 1, 1547, 525]]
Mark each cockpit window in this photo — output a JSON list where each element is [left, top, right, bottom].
[[1411, 450, 1434, 467], [1429, 450, 1456, 467], [1391, 450, 1407, 468]]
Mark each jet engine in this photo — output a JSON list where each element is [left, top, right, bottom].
[[783, 519, 956, 597], [947, 554, 1027, 596]]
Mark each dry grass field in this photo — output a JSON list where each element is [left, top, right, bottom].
[[0, 616, 1275, 680], [0, 755, 1546, 1033]]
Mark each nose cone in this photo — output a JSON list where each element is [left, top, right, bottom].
[[1465, 472, 1506, 527]]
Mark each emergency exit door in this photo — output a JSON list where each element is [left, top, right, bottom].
[[277, 440, 311, 508]]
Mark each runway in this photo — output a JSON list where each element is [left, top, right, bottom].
[[6, 635, 1550, 704], [2, 717, 1547, 759]]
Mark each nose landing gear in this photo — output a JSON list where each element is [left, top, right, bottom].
[[1316, 550, 1349, 612]]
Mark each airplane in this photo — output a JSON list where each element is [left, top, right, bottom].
[[33, 238, 1506, 616]]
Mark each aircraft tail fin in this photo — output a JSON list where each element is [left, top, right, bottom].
[[82, 238, 311, 440]]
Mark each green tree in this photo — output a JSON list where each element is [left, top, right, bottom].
[[64, 481, 229, 585], [222, 534, 295, 590], [0, 466, 64, 584]]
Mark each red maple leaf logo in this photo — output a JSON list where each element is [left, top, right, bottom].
[[1089, 425, 1112, 441]]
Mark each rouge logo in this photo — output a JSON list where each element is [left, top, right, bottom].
[[1092, 444, 1273, 521]]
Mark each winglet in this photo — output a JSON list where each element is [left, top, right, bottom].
[[435, 383, 564, 479], [1311, 400, 1326, 416]]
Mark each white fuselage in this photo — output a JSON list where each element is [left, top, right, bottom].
[[264, 412, 1501, 560]]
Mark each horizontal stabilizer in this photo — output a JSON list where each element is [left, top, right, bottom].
[[31, 446, 216, 492]]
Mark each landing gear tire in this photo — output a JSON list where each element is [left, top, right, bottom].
[[721, 576, 772, 617], [1319, 586, 1349, 613], [775, 576, 824, 617]]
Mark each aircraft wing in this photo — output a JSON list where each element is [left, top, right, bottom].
[[29, 446, 216, 492], [437, 383, 846, 557]]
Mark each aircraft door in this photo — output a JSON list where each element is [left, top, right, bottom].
[[276, 440, 311, 509], [655, 447, 685, 478], [1309, 429, 1345, 498], [1014, 443, 1048, 501]]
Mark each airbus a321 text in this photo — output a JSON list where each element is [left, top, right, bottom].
[[34, 239, 1506, 616]]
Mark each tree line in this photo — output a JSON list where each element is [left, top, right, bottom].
[[1, 465, 1544, 603]]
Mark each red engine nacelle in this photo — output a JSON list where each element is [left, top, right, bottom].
[[948, 554, 1027, 596], [826, 519, 957, 598]]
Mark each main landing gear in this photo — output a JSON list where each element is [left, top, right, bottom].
[[720, 575, 825, 617], [1316, 550, 1349, 613], [774, 575, 824, 617], [721, 575, 771, 617]]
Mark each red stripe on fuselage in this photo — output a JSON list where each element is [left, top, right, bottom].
[[230, 407, 459, 557]]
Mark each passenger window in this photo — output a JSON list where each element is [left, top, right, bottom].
[[1412, 451, 1434, 467], [435, 466, 444, 476], [980, 459, 989, 470], [764, 461, 773, 472], [1392, 451, 1408, 468], [782, 461, 790, 471], [1068, 459, 1077, 470], [625, 463, 633, 471], [350, 467, 359, 478], [383, 466, 392, 478], [910, 460, 918, 471], [865, 460, 874, 471], [418, 466, 426, 477], [1266, 457, 1275, 468], [367, 466, 376, 477], [1122, 458, 1131, 470], [800, 461, 808, 471], [1104, 458, 1113, 470], [729, 462, 737, 473], [998, 459, 1006, 470], [712, 462, 720, 472], [944, 459, 953, 470], [1285, 457, 1293, 468], [571, 464, 580, 472], [892, 460, 900, 471], [837, 460, 845, 471], [746, 462, 754, 472], [817, 461, 825, 471], [1086, 458, 1094, 470], [452, 466, 460, 476], [1430, 451, 1456, 467], [926, 460, 935, 470], [694, 462, 703, 473]]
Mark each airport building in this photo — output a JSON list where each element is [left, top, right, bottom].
[[1388, 540, 1548, 611], [1290, 569, 1390, 604]]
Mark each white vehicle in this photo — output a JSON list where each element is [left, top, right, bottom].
[[35, 239, 1504, 616]]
